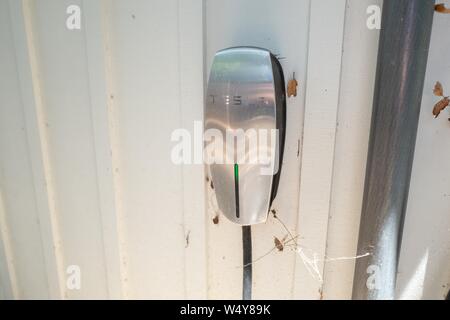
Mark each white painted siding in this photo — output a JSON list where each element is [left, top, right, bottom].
[[0, 0, 448, 300], [322, 0, 381, 299]]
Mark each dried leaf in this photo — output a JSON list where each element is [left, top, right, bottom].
[[434, 81, 444, 97], [435, 4, 450, 13], [212, 215, 219, 225], [274, 237, 284, 252], [287, 78, 298, 98], [270, 209, 277, 219], [433, 97, 450, 118]]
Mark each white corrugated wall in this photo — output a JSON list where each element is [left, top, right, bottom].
[[0, 0, 448, 299]]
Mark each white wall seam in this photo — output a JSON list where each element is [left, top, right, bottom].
[[175, 0, 188, 299], [203, 0, 214, 299], [178, 0, 207, 299], [0, 186, 19, 299], [7, 0, 65, 299], [82, 0, 128, 299], [201, 0, 210, 299], [319, 1, 352, 299], [293, 0, 347, 299], [321, 3, 354, 300], [101, 0, 131, 299], [289, 0, 312, 299]]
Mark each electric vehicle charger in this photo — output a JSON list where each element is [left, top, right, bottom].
[[205, 47, 287, 300]]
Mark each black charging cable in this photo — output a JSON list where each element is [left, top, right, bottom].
[[242, 225, 252, 300]]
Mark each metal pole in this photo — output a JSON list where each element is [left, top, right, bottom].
[[352, 0, 435, 300]]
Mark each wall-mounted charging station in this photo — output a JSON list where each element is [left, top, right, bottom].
[[205, 47, 287, 299]]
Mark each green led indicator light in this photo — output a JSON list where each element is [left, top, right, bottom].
[[234, 163, 240, 218]]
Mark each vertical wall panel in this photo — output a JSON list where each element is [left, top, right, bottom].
[[293, 0, 346, 299], [177, 0, 207, 299], [0, 1, 23, 299], [22, 0, 109, 298], [1, 0, 61, 299], [104, 0, 205, 299], [82, 0, 128, 299], [322, 0, 381, 300], [205, 0, 310, 299]]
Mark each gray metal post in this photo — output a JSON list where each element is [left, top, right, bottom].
[[352, 0, 435, 300]]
